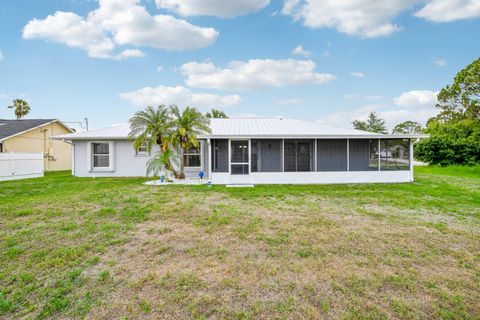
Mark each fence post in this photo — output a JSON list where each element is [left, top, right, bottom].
[[10, 152, 14, 176]]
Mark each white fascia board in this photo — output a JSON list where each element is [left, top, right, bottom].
[[199, 134, 430, 139]]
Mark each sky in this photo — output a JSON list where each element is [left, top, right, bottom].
[[0, 0, 479, 131]]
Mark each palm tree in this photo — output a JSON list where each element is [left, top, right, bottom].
[[170, 106, 211, 179], [146, 148, 177, 178], [206, 108, 228, 119], [128, 105, 171, 153], [10, 99, 30, 119]]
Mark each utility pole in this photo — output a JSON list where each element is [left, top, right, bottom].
[[84, 118, 89, 131]]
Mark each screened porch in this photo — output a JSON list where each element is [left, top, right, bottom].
[[210, 138, 411, 175]]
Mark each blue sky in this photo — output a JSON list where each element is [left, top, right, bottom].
[[1, 0, 479, 130]]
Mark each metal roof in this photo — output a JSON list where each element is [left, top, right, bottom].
[[51, 118, 429, 140], [205, 118, 378, 137], [0, 119, 62, 141]]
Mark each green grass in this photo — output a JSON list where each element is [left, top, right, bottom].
[[0, 167, 479, 319]]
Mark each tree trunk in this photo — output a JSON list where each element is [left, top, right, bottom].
[[179, 147, 185, 179]]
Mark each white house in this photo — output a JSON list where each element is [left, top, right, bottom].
[[52, 118, 428, 185]]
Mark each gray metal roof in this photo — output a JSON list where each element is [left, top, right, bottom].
[[0, 119, 58, 141], [52, 118, 429, 140]]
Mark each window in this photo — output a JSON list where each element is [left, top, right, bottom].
[[92, 143, 110, 169], [380, 139, 410, 170], [184, 147, 201, 168], [136, 141, 149, 156], [211, 139, 228, 172], [284, 140, 314, 172], [251, 140, 282, 172], [230, 141, 249, 175]]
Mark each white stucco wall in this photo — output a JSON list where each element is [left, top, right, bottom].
[[72, 140, 207, 178]]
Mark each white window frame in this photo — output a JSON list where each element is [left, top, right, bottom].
[[135, 141, 149, 156], [87, 141, 115, 172], [184, 145, 202, 170]]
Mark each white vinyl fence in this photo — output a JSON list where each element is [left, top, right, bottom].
[[0, 152, 44, 181]]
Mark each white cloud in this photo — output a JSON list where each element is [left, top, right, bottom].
[[393, 90, 438, 108], [157, 66, 163, 72], [351, 71, 366, 78], [155, 0, 270, 18], [433, 58, 447, 66], [282, 0, 416, 38], [415, 0, 480, 22], [291, 45, 311, 57], [181, 59, 335, 90], [119, 85, 241, 108], [0, 50, 4, 60], [282, 0, 480, 38], [22, 0, 218, 59], [272, 97, 303, 105], [114, 49, 145, 60]]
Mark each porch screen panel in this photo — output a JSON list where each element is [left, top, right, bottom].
[[316, 139, 347, 171], [380, 139, 410, 170], [211, 139, 228, 172], [251, 140, 282, 172], [284, 141, 297, 172], [349, 139, 370, 171], [284, 140, 314, 172]]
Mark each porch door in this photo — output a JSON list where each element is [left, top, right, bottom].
[[230, 140, 251, 184]]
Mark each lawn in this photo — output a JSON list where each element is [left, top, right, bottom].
[[0, 167, 479, 319]]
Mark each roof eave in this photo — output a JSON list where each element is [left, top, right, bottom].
[[199, 134, 430, 139]]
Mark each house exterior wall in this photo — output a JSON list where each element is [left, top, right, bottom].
[[72, 140, 207, 178], [2, 121, 72, 171]]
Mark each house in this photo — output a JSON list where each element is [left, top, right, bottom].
[[52, 118, 428, 184], [0, 119, 74, 171]]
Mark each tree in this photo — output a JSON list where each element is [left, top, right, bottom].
[[415, 119, 480, 166], [11, 99, 30, 119], [352, 112, 388, 134], [432, 57, 480, 123], [128, 105, 171, 154], [415, 57, 480, 166], [392, 121, 423, 134], [169, 106, 211, 179], [206, 109, 228, 119]]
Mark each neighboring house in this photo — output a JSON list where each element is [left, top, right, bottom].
[[0, 119, 73, 171], [52, 118, 428, 184]]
